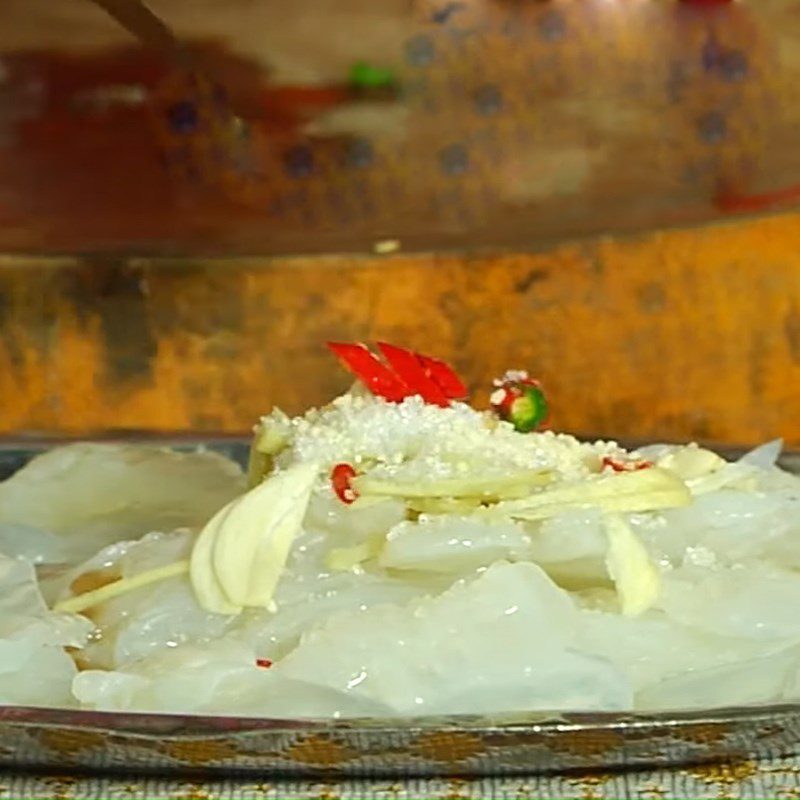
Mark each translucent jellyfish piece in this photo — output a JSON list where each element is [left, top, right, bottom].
[[659, 564, 800, 640], [73, 640, 393, 718], [274, 562, 631, 715], [0, 444, 245, 563], [0, 523, 73, 565], [0, 552, 93, 706], [637, 644, 800, 711], [54, 531, 233, 670], [651, 490, 797, 566], [577, 609, 797, 695], [379, 515, 532, 574]]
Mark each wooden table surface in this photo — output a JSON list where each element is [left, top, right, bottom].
[[0, 210, 798, 445], [1, 1, 799, 442], [1, 0, 800, 254]]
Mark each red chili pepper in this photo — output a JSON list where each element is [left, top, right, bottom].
[[326, 342, 409, 402], [376, 342, 449, 406], [715, 182, 800, 214], [417, 354, 468, 400], [255, 658, 273, 669], [602, 456, 653, 473], [327, 341, 468, 406], [331, 462, 359, 504]]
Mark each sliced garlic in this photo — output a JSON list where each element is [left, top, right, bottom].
[[190, 462, 318, 614], [656, 445, 725, 482], [189, 502, 243, 615], [406, 496, 483, 515], [247, 413, 292, 488], [684, 462, 758, 496], [493, 467, 691, 521], [325, 535, 385, 571], [603, 514, 661, 616], [353, 469, 552, 500]]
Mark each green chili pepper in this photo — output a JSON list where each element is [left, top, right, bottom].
[[349, 62, 397, 90], [490, 372, 549, 433]]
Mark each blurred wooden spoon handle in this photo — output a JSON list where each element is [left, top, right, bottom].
[[88, 0, 190, 66], [86, 0, 255, 118]]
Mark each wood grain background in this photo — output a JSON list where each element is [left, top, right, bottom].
[[2, 0, 799, 442], [1, 0, 800, 253], [2, 210, 799, 445]]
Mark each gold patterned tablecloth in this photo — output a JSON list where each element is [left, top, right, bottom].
[[4, 756, 800, 800]]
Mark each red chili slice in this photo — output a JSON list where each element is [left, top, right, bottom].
[[327, 342, 409, 402], [331, 463, 359, 504], [377, 342, 449, 406], [255, 658, 273, 669], [327, 341, 468, 406], [715, 182, 800, 214], [602, 456, 653, 473], [417, 354, 468, 400]]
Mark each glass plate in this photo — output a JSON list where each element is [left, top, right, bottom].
[[0, 438, 797, 777]]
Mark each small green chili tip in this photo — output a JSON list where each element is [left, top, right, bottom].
[[509, 387, 548, 433], [349, 62, 397, 90], [490, 371, 549, 433]]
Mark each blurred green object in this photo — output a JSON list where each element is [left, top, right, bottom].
[[348, 61, 396, 90]]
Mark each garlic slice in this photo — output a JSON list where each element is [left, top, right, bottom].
[[190, 462, 318, 614], [684, 463, 758, 496], [189, 503, 242, 615], [247, 414, 292, 488], [656, 445, 725, 482], [325, 535, 385, 571], [603, 514, 661, 616], [493, 467, 691, 521], [353, 469, 552, 499]]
